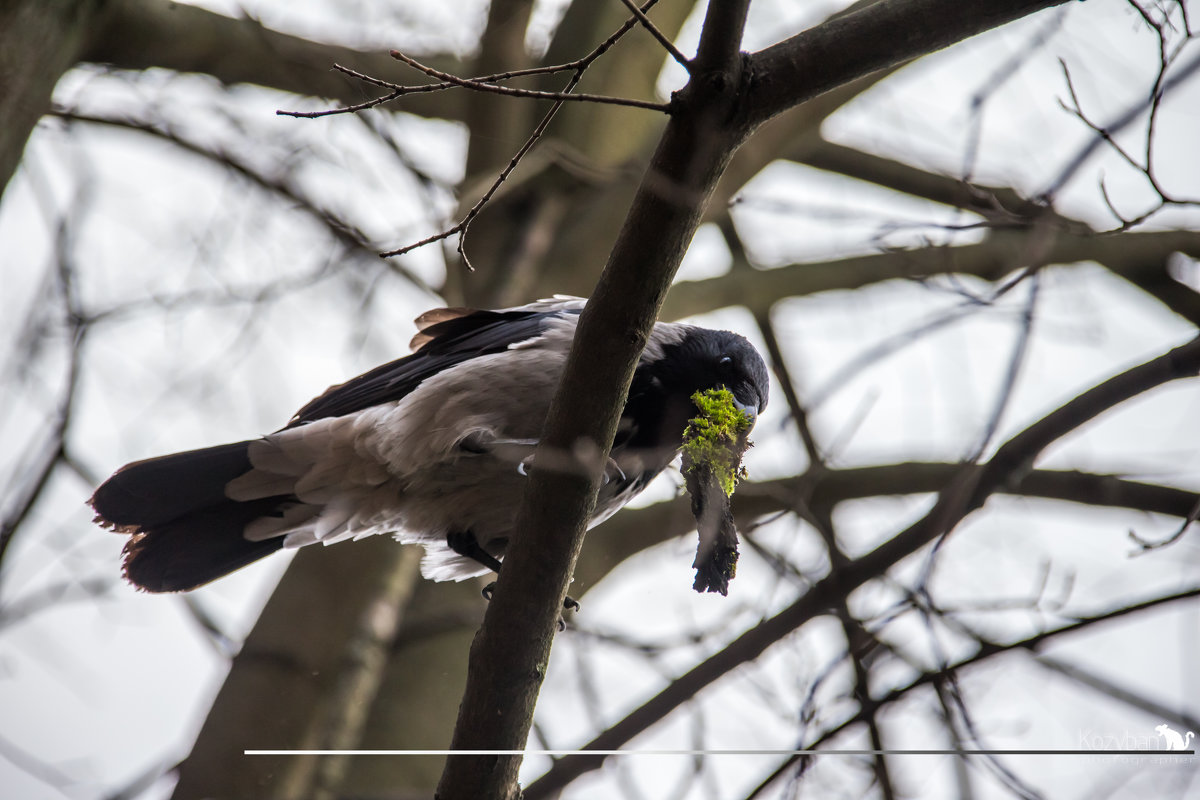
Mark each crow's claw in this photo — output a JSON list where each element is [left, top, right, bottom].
[[479, 582, 576, 630]]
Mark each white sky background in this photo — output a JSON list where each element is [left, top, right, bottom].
[[1, 1, 1199, 799]]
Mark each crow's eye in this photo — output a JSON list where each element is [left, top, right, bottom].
[[717, 355, 733, 369]]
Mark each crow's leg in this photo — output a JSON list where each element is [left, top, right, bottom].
[[445, 530, 579, 620], [446, 530, 503, 575]]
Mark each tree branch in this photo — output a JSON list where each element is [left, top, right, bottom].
[[0, 0, 106, 200], [434, 3, 753, 797], [386, 48, 669, 111], [660, 229, 1200, 320], [525, 333, 1200, 796], [380, 2, 669, 266], [798, 139, 1088, 228], [742, 0, 1071, 128], [616, 0, 690, 69], [743, 585, 1200, 799], [84, 0, 465, 119], [574, 465, 1200, 595], [271, 550, 420, 799], [50, 109, 435, 287], [463, 0, 537, 181]]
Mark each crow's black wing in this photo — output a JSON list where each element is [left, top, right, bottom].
[[286, 306, 579, 427]]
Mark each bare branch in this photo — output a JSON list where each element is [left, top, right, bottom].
[[51, 107, 438, 295], [377, 0, 670, 265], [743, 586, 1200, 799], [719, 219, 824, 470], [839, 610, 898, 800], [743, 0, 1071, 128], [805, 270, 1036, 411], [798, 140, 1088, 231], [276, 59, 613, 119], [970, 272, 1040, 457], [578, 464, 1200, 597], [1044, 40, 1200, 210], [0, 222, 87, 574], [1054, 55, 1200, 231], [84, 0, 465, 120], [617, 0, 691, 69], [0, 577, 114, 631], [387, 49, 669, 111], [1128, 494, 1200, 552], [379, 69, 586, 267], [660, 229, 1200, 321], [435, 3, 755, 797], [1034, 653, 1200, 733], [275, 2, 676, 122]]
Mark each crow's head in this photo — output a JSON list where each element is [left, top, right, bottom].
[[659, 327, 769, 421], [623, 327, 769, 455]]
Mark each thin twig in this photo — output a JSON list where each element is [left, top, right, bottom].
[[970, 272, 1040, 458], [741, 586, 1200, 800], [806, 277, 1031, 411], [52, 108, 437, 295], [277, 5, 671, 121], [280, 65, 567, 119], [838, 610, 897, 800], [379, 68, 584, 266], [388, 49, 669, 112], [930, 678, 977, 800], [721, 220, 825, 470], [0, 577, 113, 630], [0, 213, 88, 578], [1128, 493, 1200, 552], [279, 87, 404, 119], [1034, 653, 1200, 733], [379, 0, 667, 263], [1044, 41, 1200, 228], [618, 0, 691, 68]]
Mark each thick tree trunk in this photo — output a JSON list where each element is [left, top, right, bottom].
[[171, 537, 423, 800], [0, 0, 104, 200]]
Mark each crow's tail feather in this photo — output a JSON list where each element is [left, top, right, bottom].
[[90, 442, 290, 592]]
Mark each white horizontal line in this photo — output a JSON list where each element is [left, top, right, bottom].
[[243, 749, 1194, 757]]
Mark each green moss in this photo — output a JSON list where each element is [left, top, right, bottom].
[[681, 388, 752, 497]]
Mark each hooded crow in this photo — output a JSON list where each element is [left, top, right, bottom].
[[90, 297, 769, 592]]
